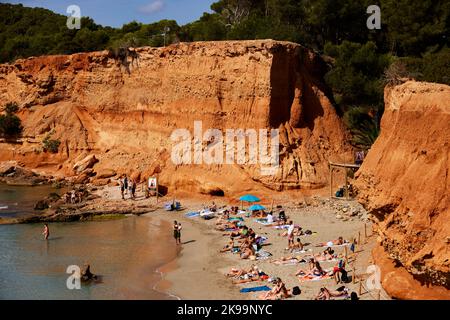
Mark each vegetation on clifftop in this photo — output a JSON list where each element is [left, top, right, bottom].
[[1, 1, 449, 148]]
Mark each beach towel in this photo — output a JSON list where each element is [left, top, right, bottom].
[[255, 236, 268, 245], [225, 228, 239, 232], [255, 219, 273, 226], [200, 209, 214, 216], [290, 249, 313, 254], [228, 217, 244, 222], [256, 250, 272, 260], [272, 259, 305, 266], [231, 247, 241, 254], [240, 286, 271, 293], [185, 212, 200, 218], [316, 243, 350, 248], [273, 225, 290, 229], [297, 274, 333, 282], [273, 224, 302, 230], [331, 294, 350, 300], [237, 210, 247, 215]]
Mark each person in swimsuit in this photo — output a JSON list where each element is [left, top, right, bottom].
[[176, 223, 182, 245], [173, 220, 180, 245], [260, 278, 290, 300], [43, 224, 49, 240], [81, 264, 98, 282], [315, 287, 349, 300]]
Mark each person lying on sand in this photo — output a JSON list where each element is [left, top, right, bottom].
[[240, 243, 255, 259], [223, 225, 245, 237], [315, 236, 347, 247], [226, 265, 258, 278], [259, 278, 291, 300], [215, 220, 239, 231], [314, 287, 349, 300], [220, 237, 239, 253], [215, 212, 230, 224], [312, 247, 338, 261], [295, 260, 326, 277], [270, 255, 306, 265], [231, 266, 266, 284]]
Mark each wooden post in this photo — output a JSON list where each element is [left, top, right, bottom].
[[344, 246, 348, 264], [271, 199, 274, 211], [156, 177, 159, 203], [345, 167, 349, 200], [364, 223, 368, 242], [352, 265, 356, 284], [358, 231, 361, 245], [329, 164, 333, 198], [358, 281, 362, 296], [377, 289, 381, 300]]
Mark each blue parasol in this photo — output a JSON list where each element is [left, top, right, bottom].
[[238, 194, 261, 202], [248, 204, 266, 211]]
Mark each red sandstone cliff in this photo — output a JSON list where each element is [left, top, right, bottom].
[[0, 40, 351, 194], [355, 81, 450, 299]]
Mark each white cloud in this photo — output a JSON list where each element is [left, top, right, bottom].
[[139, 0, 165, 14]]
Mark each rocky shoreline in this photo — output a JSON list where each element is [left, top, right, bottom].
[[0, 161, 158, 225]]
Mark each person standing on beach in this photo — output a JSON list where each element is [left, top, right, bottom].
[[124, 176, 128, 195], [43, 224, 49, 240], [173, 220, 180, 245], [119, 178, 125, 200], [176, 222, 182, 245], [287, 221, 295, 247], [131, 180, 137, 199]]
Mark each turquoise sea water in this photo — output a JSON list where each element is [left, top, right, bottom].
[[0, 184, 178, 300]]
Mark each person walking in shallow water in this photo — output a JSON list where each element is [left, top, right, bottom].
[[43, 224, 49, 240]]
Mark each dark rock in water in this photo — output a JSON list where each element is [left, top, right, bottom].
[[48, 192, 61, 201], [34, 199, 50, 210]]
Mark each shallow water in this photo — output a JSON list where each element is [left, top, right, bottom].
[[0, 184, 179, 300], [0, 184, 66, 218]]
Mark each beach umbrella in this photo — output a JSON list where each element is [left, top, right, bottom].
[[238, 194, 260, 202], [248, 204, 266, 211]]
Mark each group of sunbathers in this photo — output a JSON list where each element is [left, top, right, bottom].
[[209, 202, 357, 300]]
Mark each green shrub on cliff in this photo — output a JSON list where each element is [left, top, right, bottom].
[[42, 132, 61, 153], [344, 107, 380, 149], [0, 102, 23, 139]]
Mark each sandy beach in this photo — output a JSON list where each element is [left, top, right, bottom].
[[159, 204, 384, 300], [106, 187, 389, 301]]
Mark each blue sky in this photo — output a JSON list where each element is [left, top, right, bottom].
[[3, 0, 216, 27]]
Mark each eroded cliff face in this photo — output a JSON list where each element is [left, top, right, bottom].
[[0, 40, 351, 194], [355, 81, 450, 299]]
